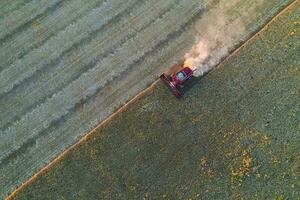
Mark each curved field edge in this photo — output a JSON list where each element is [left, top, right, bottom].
[[8, 1, 300, 199]]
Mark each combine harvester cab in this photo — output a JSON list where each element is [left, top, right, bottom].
[[160, 66, 195, 98]]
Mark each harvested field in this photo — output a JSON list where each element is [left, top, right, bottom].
[[7, 1, 300, 199], [0, 0, 296, 198]]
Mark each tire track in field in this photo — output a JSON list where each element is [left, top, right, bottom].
[[1, 1, 202, 167], [0, 0, 138, 96], [0, 0, 63, 43], [0, 0, 180, 131], [0, 0, 106, 70]]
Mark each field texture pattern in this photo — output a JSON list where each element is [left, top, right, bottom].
[[0, 0, 296, 198], [10, 1, 300, 199], [9, 1, 300, 199]]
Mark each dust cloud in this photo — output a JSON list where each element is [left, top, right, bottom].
[[184, 0, 265, 76]]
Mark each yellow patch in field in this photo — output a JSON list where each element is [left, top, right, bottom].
[[293, 20, 300, 25], [199, 157, 216, 177], [89, 149, 99, 160], [231, 150, 253, 182], [288, 30, 296, 36], [268, 150, 280, 165], [275, 194, 285, 200], [261, 135, 271, 145]]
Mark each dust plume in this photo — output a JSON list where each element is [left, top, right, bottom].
[[184, 0, 265, 76]]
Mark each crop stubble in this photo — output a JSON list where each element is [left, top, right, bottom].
[[0, 0, 296, 198], [10, 1, 300, 199]]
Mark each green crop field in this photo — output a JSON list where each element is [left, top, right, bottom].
[[0, 0, 297, 198], [8, 1, 299, 199]]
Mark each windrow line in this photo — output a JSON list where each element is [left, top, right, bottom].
[[0, 0, 29, 15], [0, 0, 179, 131], [0, 0, 137, 96], [1, 0, 297, 199], [0, 6, 204, 196], [0, 0, 63, 41], [1, 0, 297, 198], [0, 0, 106, 70], [0, 0, 143, 129], [27, 10, 202, 184], [0, 0, 202, 166]]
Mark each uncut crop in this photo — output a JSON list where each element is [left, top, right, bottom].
[[0, 0, 295, 198]]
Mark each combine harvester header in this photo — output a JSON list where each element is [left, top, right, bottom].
[[160, 64, 196, 98]]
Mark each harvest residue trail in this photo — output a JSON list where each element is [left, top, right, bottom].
[[184, 0, 266, 76]]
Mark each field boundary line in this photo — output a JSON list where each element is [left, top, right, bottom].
[[5, 79, 160, 200], [5, 0, 298, 199], [213, 0, 298, 71]]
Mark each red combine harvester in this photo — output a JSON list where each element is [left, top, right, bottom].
[[160, 66, 195, 98]]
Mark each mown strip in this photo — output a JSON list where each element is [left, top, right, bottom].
[[0, 0, 297, 199], [0, 0, 187, 168], [0, 0, 106, 69], [0, 0, 206, 198], [8, 1, 300, 199], [0, 0, 138, 96], [0, 0, 200, 162], [0, 0, 63, 42], [0, 0, 180, 131]]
